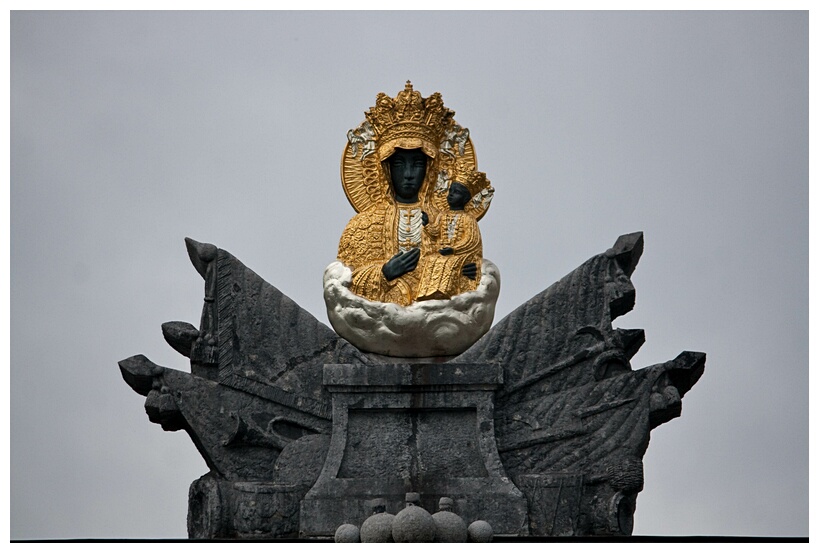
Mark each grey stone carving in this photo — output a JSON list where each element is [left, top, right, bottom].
[[454, 231, 704, 536], [432, 497, 468, 543], [119, 231, 703, 539], [300, 363, 527, 537], [334, 523, 360, 543], [391, 493, 437, 543], [468, 520, 494, 542], [360, 501, 395, 543]]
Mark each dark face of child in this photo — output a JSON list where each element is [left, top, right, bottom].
[[447, 182, 472, 210]]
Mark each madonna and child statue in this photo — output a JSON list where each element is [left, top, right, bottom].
[[325, 81, 498, 357], [119, 83, 704, 541]]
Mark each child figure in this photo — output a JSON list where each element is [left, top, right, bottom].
[[415, 165, 487, 302]]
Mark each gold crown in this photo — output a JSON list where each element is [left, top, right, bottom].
[[364, 81, 455, 161], [453, 160, 488, 197]]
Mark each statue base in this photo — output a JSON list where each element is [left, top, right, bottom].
[[299, 363, 528, 536], [188, 475, 303, 539], [121, 233, 705, 539]]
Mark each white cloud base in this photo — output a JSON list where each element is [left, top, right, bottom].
[[323, 259, 500, 357]]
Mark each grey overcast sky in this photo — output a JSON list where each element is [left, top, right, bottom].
[[10, 10, 808, 539]]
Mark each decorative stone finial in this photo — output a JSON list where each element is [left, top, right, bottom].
[[467, 520, 493, 542], [432, 497, 467, 543], [360, 498, 395, 543], [392, 493, 436, 543], [334, 523, 360, 543]]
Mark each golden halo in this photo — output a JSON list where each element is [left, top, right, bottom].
[[340, 136, 492, 221]]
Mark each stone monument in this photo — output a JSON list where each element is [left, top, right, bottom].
[[119, 82, 703, 540]]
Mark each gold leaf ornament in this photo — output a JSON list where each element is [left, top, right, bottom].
[[340, 81, 491, 220]]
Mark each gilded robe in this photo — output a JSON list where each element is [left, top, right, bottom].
[[337, 202, 426, 306], [415, 210, 482, 302]]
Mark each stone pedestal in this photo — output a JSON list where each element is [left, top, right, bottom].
[[299, 363, 528, 536], [188, 474, 303, 539], [121, 233, 704, 538]]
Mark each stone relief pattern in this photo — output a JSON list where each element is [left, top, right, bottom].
[[212, 248, 372, 414], [455, 249, 638, 405], [121, 232, 703, 538]]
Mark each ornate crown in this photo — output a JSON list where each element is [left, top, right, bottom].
[[362, 81, 455, 161], [453, 160, 489, 197]]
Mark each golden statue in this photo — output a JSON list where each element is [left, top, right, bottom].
[[337, 82, 494, 306], [416, 162, 487, 301]]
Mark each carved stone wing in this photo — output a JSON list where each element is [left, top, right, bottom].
[[450, 232, 704, 536], [119, 239, 371, 482], [454, 232, 647, 391], [181, 238, 372, 408]]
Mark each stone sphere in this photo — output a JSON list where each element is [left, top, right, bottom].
[[467, 520, 493, 542], [334, 523, 360, 543], [432, 510, 468, 543], [392, 504, 437, 543], [360, 512, 395, 543]]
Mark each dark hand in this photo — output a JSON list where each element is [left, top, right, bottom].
[[439, 247, 454, 256], [382, 248, 421, 281], [421, 211, 429, 226], [462, 263, 477, 280]]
